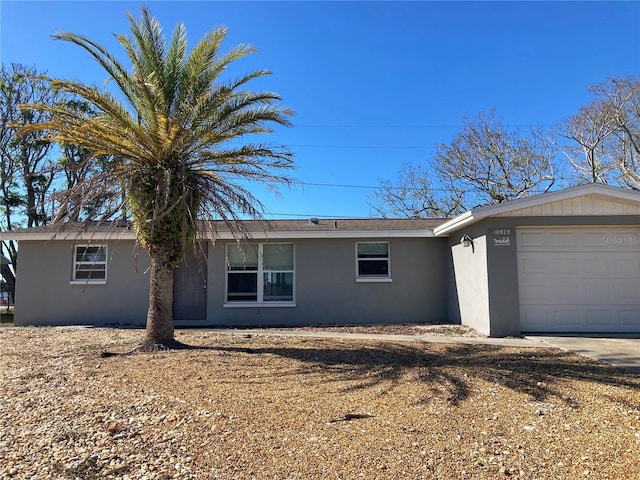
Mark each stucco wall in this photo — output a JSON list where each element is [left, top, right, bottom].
[[14, 240, 150, 326], [449, 214, 640, 336], [449, 233, 491, 335], [204, 237, 450, 326]]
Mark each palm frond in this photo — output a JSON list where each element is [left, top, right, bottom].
[[21, 5, 294, 258], [52, 31, 138, 109]]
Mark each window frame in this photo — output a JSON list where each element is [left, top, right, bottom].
[[224, 243, 296, 307], [355, 241, 392, 283], [71, 244, 108, 284]]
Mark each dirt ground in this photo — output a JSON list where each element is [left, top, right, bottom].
[[1, 326, 639, 479]]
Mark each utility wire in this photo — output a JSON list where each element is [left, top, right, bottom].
[[288, 144, 437, 149], [280, 179, 555, 195], [290, 124, 555, 129]]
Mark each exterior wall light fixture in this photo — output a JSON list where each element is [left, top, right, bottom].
[[461, 234, 474, 251]]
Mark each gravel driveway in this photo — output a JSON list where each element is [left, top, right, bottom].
[[1, 327, 639, 479]]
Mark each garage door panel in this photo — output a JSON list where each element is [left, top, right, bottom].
[[555, 309, 582, 326], [552, 283, 580, 302], [521, 308, 554, 326], [518, 227, 640, 333], [549, 232, 580, 248], [582, 258, 609, 274], [583, 232, 616, 248], [522, 307, 582, 326], [620, 311, 640, 326], [617, 283, 640, 302], [521, 306, 636, 331], [518, 228, 640, 252], [520, 279, 615, 305], [520, 257, 549, 274], [519, 232, 546, 249], [586, 310, 614, 326], [584, 281, 612, 302], [551, 258, 578, 274], [521, 284, 550, 302], [615, 258, 640, 274]]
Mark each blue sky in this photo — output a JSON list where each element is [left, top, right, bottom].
[[2, 1, 639, 218]]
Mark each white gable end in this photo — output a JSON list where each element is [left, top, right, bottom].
[[435, 184, 640, 236], [496, 194, 640, 217]]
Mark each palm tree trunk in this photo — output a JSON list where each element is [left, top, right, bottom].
[[143, 250, 176, 349]]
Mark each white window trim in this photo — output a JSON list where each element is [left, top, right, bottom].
[[223, 302, 297, 308], [355, 241, 392, 282], [355, 277, 393, 283], [224, 243, 295, 307], [71, 244, 108, 285]]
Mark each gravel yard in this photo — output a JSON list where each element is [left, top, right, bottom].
[[1, 326, 640, 479]]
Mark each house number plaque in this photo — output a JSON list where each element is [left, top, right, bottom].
[[489, 227, 513, 247]]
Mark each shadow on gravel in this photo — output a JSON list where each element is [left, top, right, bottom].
[[214, 342, 640, 406]]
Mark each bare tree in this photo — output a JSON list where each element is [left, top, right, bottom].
[[0, 63, 59, 300], [558, 76, 640, 189], [368, 163, 465, 218], [592, 76, 640, 189], [557, 97, 619, 185], [370, 109, 557, 217]]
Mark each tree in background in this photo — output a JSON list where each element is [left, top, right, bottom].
[[592, 76, 640, 189], [558, 76, 640, 189], [557, 84, 620, 185], [55, 99, 122, 221], [0, 63, 60, 301], [370, 109, 557, 217], [21, 7, 294, 350], [368, 162, 466, 218]]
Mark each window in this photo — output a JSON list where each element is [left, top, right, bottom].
[[73, 245, 107, 282], [356, 242, 391, 281], [226, 243, 294, 304]]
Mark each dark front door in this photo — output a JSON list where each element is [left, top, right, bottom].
[[173, 246, 207, 322]]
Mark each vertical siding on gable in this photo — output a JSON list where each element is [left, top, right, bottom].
[[497, 196, 640, 217]]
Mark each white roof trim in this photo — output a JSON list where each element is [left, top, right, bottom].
[[434, 184, 640, 236], [1, 229, 438, 241], [0, 231, 137, 241], [213, 230, 438, 239]]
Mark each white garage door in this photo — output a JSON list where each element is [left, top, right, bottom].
[[517, 227, 640, 332]]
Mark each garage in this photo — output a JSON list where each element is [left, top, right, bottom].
[[518, 226, 640, 333]]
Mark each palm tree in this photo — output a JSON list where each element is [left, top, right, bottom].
[[21, 6, 294, 350]]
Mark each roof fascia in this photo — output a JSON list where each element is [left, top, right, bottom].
[[2, 229, 442, 241], [207, 229, 439, 240], [0, 231, 137, 241], [433, 211, 475, 236]]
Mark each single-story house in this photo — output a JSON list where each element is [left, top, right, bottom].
[[2, 183, 640, 337]]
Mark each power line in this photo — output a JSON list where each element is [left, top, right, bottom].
[[289, 144, 437, 150], [291, 180, 380, 190], [291, 124, 557, 129], [262, 212, 366, 219], [283, 179, 557, 195]]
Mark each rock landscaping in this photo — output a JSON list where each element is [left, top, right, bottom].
[[1, 327, 639, 479]]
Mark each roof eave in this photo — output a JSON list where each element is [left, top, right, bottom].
[[209, 229, 440, 239], [1, 231, 138, 241], [2, 229, 442, 241], [433, 211, 475, 236]]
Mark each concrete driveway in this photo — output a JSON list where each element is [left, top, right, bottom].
[[529, 335, 640, 373]]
